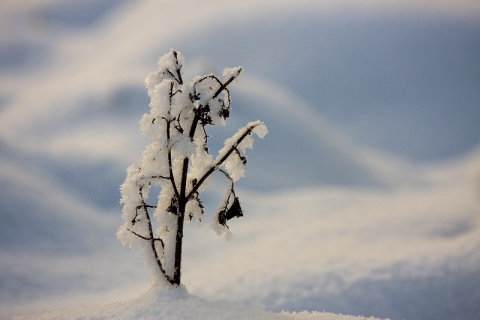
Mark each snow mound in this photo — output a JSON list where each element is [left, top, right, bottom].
[[14, 285, 385, 320]]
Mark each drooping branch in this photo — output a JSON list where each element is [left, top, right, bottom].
[[214, 168, 243, 229], [192, 70, 241, 125], [139, 204, 175, 284], [218, 168, 235, 190], [127, 186, 174, 284]]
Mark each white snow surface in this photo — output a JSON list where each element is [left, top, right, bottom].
[[14, 285, 384, 320], [1, 1, 480, 320]]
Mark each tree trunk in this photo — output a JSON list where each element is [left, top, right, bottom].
[[172, 205, 185, 285], [172, 113, 199, 285]]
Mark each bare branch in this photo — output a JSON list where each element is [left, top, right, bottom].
[[127, 228, 165, 248]]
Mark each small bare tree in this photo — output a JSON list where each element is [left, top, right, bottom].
[[117, 50, 267, 286]]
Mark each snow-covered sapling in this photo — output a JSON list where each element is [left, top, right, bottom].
[[118, 50, 267, 286]]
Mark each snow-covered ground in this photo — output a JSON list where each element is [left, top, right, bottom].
[[13, 285, 384, 320], [1, 1, 479, 319]]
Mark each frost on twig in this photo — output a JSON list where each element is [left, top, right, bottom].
[[117, 50, 267, 286]]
